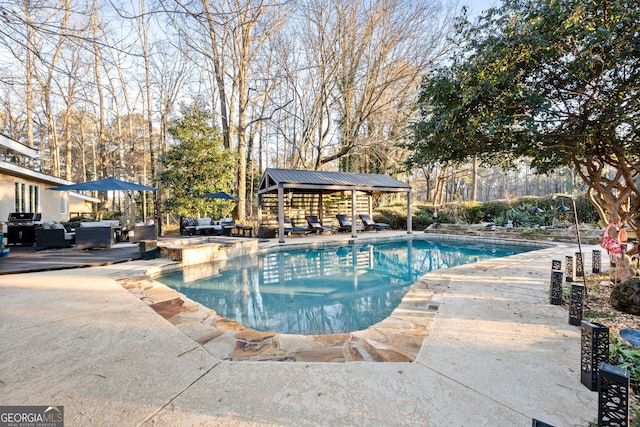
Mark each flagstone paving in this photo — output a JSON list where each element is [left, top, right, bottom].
[[118, 270, 444, 362]]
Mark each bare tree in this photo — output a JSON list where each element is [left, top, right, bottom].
[[274, 0, 456, 174], [164, 0, 291, 221], [34, 0, 72, 177]]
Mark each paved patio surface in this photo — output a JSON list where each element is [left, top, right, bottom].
[[0, 232, 603, 426], [0, 243, 141, 275]]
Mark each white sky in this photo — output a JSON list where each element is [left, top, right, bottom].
[[463, 0, 500, 18]]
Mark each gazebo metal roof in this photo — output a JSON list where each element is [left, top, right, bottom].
[[258, 168, 411, 195]]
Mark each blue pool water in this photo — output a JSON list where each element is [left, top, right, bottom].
[[157, 238, 534, 335]]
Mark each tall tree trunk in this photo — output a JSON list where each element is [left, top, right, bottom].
[[201, 0, 230, 150], [90, 1, 106, 179], [470, 156, 478, 201], [139, 0, 159, 228], [24, 1, 35, 156]]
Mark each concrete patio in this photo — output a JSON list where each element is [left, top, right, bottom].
[[0, 233, 603, 426]]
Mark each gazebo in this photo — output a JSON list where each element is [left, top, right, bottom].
[[257, 168, 412, 242]]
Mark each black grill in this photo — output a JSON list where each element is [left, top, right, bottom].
[[7, 212, 41, 246]]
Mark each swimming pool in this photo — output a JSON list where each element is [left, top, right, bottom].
[[157, 238, 534, 335]]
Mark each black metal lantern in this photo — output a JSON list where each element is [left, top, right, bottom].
[[549, 270, 563, 305], [565, 255, 575, 282], [598, 362, 630, 426], [581, 321, 609, 391], [592, 249, 601, 274], [575, 252, 584, 277], [569, 283, 584, 326]]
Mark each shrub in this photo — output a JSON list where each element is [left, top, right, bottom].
[[460, 201, 484, 224], [374, 208, 406, 229], [482, 200, 511, 222], [412, 207, 436, 230], [610, 340, 640, 394]]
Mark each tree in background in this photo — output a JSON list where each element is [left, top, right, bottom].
[[412, 0, 639, 254], [160, 108, 236, 218]]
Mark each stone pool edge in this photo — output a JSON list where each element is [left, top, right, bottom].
[[118, 234, 555, 363]]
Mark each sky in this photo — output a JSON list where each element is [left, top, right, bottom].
[[463, 0, 500, 18]]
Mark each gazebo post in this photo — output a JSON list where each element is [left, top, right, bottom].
[[407, 189, 413, 234], [351, 190, 357, 238], [278, 184, 285, 243]]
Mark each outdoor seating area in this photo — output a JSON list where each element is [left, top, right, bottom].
[[7, 216, 158, 252], [181, 217, 253, 237], [256, 169, 411, 242], [255, 212, 393, 240]]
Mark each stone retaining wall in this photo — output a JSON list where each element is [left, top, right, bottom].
[[157, 236, 259, 266]]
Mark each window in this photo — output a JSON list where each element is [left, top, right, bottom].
[[59, 193, 67, 215], [14, 181, 40, 213]]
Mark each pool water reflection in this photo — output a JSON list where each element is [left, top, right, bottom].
[[157, 239, 532, 335]]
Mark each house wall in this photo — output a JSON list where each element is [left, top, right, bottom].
[[0, 173, 69, 223], [68, 198, 94, 218], [40, 187, 68, 222]]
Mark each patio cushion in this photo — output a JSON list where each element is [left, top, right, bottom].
[[197, 218, 212, 226], [80, 220, 119, 228], [183, 217, 196, 227]]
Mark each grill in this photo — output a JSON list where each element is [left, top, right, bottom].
[[7, 212, 41, 246]]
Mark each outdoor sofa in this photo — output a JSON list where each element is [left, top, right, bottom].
[[75, 220, 118, 249], [35, 222, 75, 250], [128, 222, 157, 243], [183, 217, 224, 236]]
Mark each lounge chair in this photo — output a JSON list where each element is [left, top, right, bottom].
[[359, 214, 390, 231], [336, 214, 364, 233], [284, 216, 308, 236], [305, 215, 336, 234]]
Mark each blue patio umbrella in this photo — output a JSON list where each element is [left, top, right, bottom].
[[48, 177, 158, 192], [203, 191, 240, 218], [203, 191, 240, 201], [48, 177, 158, 222]]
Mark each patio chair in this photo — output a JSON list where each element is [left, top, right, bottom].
[[305, 215, 336, 234], [359, 214, 390, 231], [284, 216, 308, 236], [336, 214, 364, 233], [220, 218, 236, 236]]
